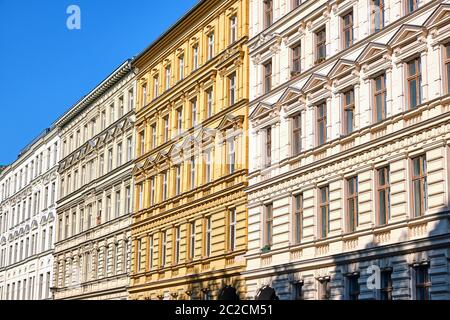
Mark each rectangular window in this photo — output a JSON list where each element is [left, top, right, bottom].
[[176, 107, 183, 135], [228, 209, 237, 251], [136, 239, 142, 271], [108, 148, 113, 171], [379, 269, 393, 300], [175, 166, 182, 196], [264, 0, 273, 28], [343, 89, 355, 134], [161, 231, 167, 266], [228, 138, 236, 174], [319, 186, 330, 239], [125, 186, 131, 214], [347, 177, 358, 232], [148, 235, 154, 271], [162, 171, 168, 201], [319, 278, 331, 300], [190, 157, 196, 190], [292, 114, 302, 155], [266, 127, 272, 167], [175, 227, 181, 264], [406, 0, 419, 14], [229, 73, 237, 106], [291, 43, 301, 76], [373, 73, 387, 122], [415, 264, 431, 300], [117, 143, 122, 167], [193, 45, 199, 71], [139, 130, 145, 156], [110, 103, 115, 124], [150, 176, 155, 206], [141, 83, 147, 107], [372, 0, 385, 32], [294, 194, 303, 244], [317, 103, 327, 146], [407, 58, 422, 109], [205, 217, 212, 257], [163, 115, 169, 142], [127, 137, 133, 162], [445, 43, 450, 94], [151, 124, 157, 148], [347, 274, 360, 300], [189, 222, 196, 260], [138, 183, 144, 211], [315, 27, 326, 64], [179, 55, 185, 81], [206, 88, 214, 117], [412, 155, 428, 217], [264, 204, 273, 247], [230, 16, 238, 44], [153, 75, 159, 99], [342, 11, 354, 49], [165, 66, 171, 90], [264, 60, 272, 94], [115, 190, 121, 218], [377, 166, 391, 225], [191, 98, 197, 127], [207, 33, 215, 60], [119, 96, 124, 118]]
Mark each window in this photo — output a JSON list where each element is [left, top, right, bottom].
[[264, 0, 273, 28], [291, 43, 301, 76], [230, 16, 238, 44], [161, 231, 167, 266], [190, 157, 196, 190], [108, 148, 113, 171], [136, 239, 142, 271], [343, 89, 355, 134], [228, 209, 237, 251], [342, 11, 354, 49], [110, 103, 115, 123], [317, 102, 327, 146], [315, 27, 326, 64], [150, 176, 155, 206], [292, 0, 302, 9], [79, 209, 84, 233], [175, 166, 181, 196], [207, 33, 215, 60], [137, 183, 144, 211], [129, 88, 134, 111], [229, 73, 237, 106], [189, 222, 196, 260], [445, 43, 450, 94], [205, 217, 212, 257], [372, 0, 385, 32], [115, 190, 121, 218], [319, 186, 330, 239], [127, 136, 133, 162], [206, 88, 214, 117], [192, 45, 199, 71], [179, 55, 185, 80], [165, 66, 171, 90], [97, 200, 102, 225], [153, 75, 159, 99], [228, 138, 236, 174], [377, 166, 391, 225], [191, 98, 198, 127], [174, 227, 181, 263], [139, 130, 145, 156], [415, 264, 431, 300], [151, 124, 157, 148], [205, 149, 212, 184], [162, 171, 168, 201], [264, 204, 273, 247], [119, 96, 124, 118], [293, 281, 304, 300], [176, 108, 183, 135], [263, 60, 272, 94], [412, 155, 428, 217], [292, 114, 302, 155], [125, 186, 131, 214], [347, 177, 358, 232], [294, 194, 303, 244], [407, 58, 422, 109], [373, 73, 387, 122], [266, 127, 272, 167], [141, 83, 147, 107], [163, 115, 170, 142], [148, 235, 154, 270], [117, 143, 122, 167], [318, 278, 331, 300], [406, 0, 419, 14], [379, 269, 393, 300], [347, 274, 360, 300]]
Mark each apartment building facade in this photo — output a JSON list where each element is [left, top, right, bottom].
[[0, 127, 59, 300], [129, 0, 249, 300], [245, 0, 450, 300], [52, 61, 136, 300]]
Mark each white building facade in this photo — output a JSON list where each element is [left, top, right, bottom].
[[0, 127, 59, 300], [245, 0, 450, 300], [53, 61, 136, 300]]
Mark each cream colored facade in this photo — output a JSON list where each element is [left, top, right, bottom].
[[245, 0, 450, 300], [53, 61, 136, 300], [129, 0, 249, 300], [0, 127, 59, 300]]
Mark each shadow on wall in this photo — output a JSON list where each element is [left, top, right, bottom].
[[254, 203, 450, 301]]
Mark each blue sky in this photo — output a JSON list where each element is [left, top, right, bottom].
[[0, 0, 197, 165]]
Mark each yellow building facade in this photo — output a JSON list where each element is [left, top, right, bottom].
[[129, 0, 249, 300]]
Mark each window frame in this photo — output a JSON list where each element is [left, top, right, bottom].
[[411, 155, 428, 218], [406, 57, 422, 110]]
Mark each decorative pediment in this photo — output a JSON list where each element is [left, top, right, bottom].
[[8, 234, 13, 241], [48, 212, 55, 222], [179, 134, 201, 151], [216, 114, 245, 131], [31, 219, 38, 230], [14, 230, 19, 238], [132, 162, 145, 175], [25, 225, 30, 233], [143, 155, 156, 170], [40, 215, 47, 225], [1, 236, 5, 245], [301, 74, 329, 94], [196, 128, 216, 145], [19, 228, 24, 236], [424, 4, 450, 28], [250, 102, 273, 121], [327, 59, 357, 80], [154, 150, 170, 164], [277, 87, 301, 105], [387, 24, 423, 48]]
